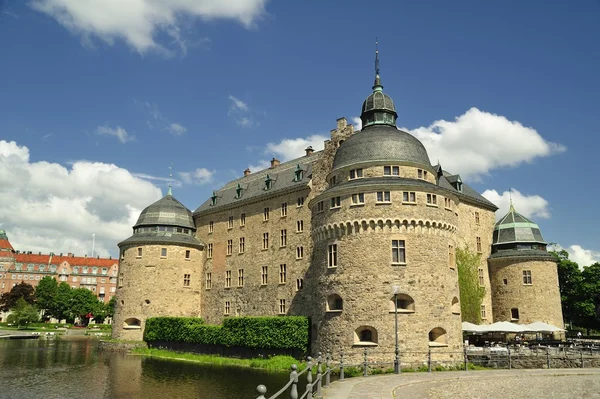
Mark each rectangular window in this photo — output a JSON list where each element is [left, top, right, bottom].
[[161, 248, 167, 257], [238, 269, 244, 287], [279, 299, 286, 314], [329, 176, 337, 186], [317, 201, 324, 212], [281, 202, 288, 217], [478, 268, 485, 286], [262, 233, 269, 249], [328, 244, 338, 267], [207, 243, 213, 259], [118, 273, 124, 287], [228, 216, 234, 229], [476, 237, 482, 253], [227, 239, 233, 255], [137, 248, 142, 258], [240, 213, 246, 226], [261, 266, 268, 285], [475, 211, 480, 225], [417, 169, 428, 180], [351, 193, 365, 205], [183, 274, 191, 287], [280, 229, 287, 247], [205, 272, 212, 289], [376, 191, 391, 203], [349, 168, 363, 179], [511, 308, 520, 320], [263, 207, 270, 221], [239, 237, 245, 253], [297, 197, 304, 207], [296, 220, 304, 233], [185, 250, 191, 259], [279, 264, 287, 284], [296, 246, 304, 259], [225, 301, 230, 315], [391, 240, 406, 264], [225, 271, 232, 288], [330, 196, 341, 209], [449, 245, 455, 269], [383, 166, 391, 176], [427, 194, 437, 205], [481, 305, 487, 319], [444, 198, 452, 210], [523, 270, 532, 285], [209, 221, 214, 233], [296, 278, 304, 291], [403, 192, 416, 203]]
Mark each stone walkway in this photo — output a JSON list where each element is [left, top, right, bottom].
[[322, 368, 600, 398]]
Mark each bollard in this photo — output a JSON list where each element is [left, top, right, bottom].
[[428, 349, 432, 372], [306, 357, 313, 397], [546, 347, 551, 369], [256, 385, 267, 399], [508, 347, 512, 370], [581, 348, 585, 368], [316, 352, 323, 398], [363, 348, 368, 376], [290, 364, 299, 399], [339, 351, 345, 380], [464, 347, 468, 371], [325, 351, 331, 387]]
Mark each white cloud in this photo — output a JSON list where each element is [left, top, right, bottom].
[[228, 95, 249, 112], [352, 116, 362, 131], [567, 245, 600, 268], [30, 0, 269, 55], [266, 135, 327, 162], [0, 140, 162, 257], [179, 168, 215, 185], [405, 107, 565, 181], [166, 123, 187, 136], [246, 159, 271, 175], [132, 173, 182, 188], [228, 95, 258, 127], [97, 125, 135, 143], [481, 188, 550, 220]]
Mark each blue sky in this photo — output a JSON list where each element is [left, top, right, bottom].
[[0, 0, 598, 265]]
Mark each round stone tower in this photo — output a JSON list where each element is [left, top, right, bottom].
[[307, 59, 463, 365], [112, 188, 204, 340], [488, 202, 563, 328]]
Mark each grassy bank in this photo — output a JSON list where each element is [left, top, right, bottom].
[[132, 348, 304, 372]]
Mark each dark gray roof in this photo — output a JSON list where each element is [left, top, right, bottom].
[[118, 231, 204, 249], [134, 195, 195, 230], [433, 165, 498, 210], [492, 205, 546, 245], [194, 152, 321, 214], [361, 90, 396, 115], [489, 249, 555, 261], [332, 125, 432, 171], [323, 176, 438, 195]]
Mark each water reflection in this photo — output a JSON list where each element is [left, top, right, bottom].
[[0, 339, 289, 399]]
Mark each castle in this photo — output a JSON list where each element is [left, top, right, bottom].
[[112, 54, 563, 362]]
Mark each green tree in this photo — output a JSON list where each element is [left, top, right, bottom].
[[106, 296, 116, 319], [0, 282, 35, 312], [6, 298, 39, 328], [69, 288, 101, 325], [456, 246, 486, 324], [579, 263, 600, 333], [34, 276, 58, 318], [551, 249, 584, 326], [51, 282, 73, 322]]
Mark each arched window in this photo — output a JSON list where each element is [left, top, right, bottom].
[[354, 326, 378, 346], [428, 327, 448, 346], [326, 294, 343, 312], [451, 297, 460, 314], [389, 294, 415, 313], [123, 318, 142, 330]]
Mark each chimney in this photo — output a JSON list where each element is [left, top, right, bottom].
[[336, 117, 348, 130], [243, 168, 251, 177], [97, 255, 100, 259], [305, 146, 314, 156], [38, 252, 41, 255], [60, 253, 63, 256], [270, 158, 280, 168], [109, 256, 112, 260], [67, 252, 72, 257]]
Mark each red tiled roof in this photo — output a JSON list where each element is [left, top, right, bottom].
[[0, 239, 13, 251], [0, 250, 15, 258], [14, 254, 117, 267]]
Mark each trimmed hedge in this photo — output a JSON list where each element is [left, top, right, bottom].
[[144, 316, 309, 352]]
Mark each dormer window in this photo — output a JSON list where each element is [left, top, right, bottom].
[[265, 174, 273, 190], [235, 184, 243, 199], [350, 168, 363, 179], [210, 191, 218, 206], [294, 165, 304, 182], [417, 169, 428, 180]]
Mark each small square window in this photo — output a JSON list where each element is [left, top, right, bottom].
[[349, 168, 363, 179], [427, 194, 437, 205], [183, 273, 191, 287], [137, 248, 143, 258], [185, 250, 191, 259], [161, 248, 167, 257], [351, 193, 365, 205], [330, 197, 341, 208], [522, 270, 532, 285], [402, 192, 416, 203], [376, 191, 391, 203]]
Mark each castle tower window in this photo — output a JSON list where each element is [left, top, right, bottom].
[[444, 198, 452, 210], [226, 240, 233, 255], [354, 326, 378, 346], [390, 294, 415, 313], [402, 192, 416, 204], [235, 183, 243, 199], [210, 191, 218, 206], [296, 246, 304, 259], [118, 273, 124, 288], [478, 268, 484, 286], [326, 294, 343, 312], [475, 211, 480, 225], [317, 201, 324, 212], [209, 221, 214, 233], [280, 229, 287, 247], [417, 169, 428, 180], [428, 327, 448, 346], [329, 175, 337, 186], [451, 297, 460, 314], [262, 233, 269, 250], [225, 271, 232, 288], [228, 216, 234, 229], [480, 305, 487, 319], [281, 202, 288, 217], [297, 220, 304, 233], [391, 240, 406, 265], [205, 272, 212, 289], [426, 194, 437, 206], [448, 244, 455, 269], [328, 244, 338, 268], [279, 299, 286, 314], [264, 175, 273, 190], [123, 318, 141, 330], [296, 278, 303, 291], [185, 250, 190, 259], [511, 308, 520, 320], [161, 248, 167, 258], [351, 193, 365, 205], [137, 248, 142, 258], [183, 274, 190, 287], [297, 197, 304, 207], [349, 168, 363, 179], [294, 165, 304, 182], [261, 266, 268, 285], [239, 237, 245, 253], [240, 213, 246, 226], [330, 197, 341, 209], [238, 269, 244, 287], [522, 270, 532, 285], [476, 237, 482, 253], [383, 165, 400, 176], [207, 243, 213, 258], [279, 264, 287, 284], [263, 207, 270, 221], [224, 301, 231, 315], [376, 191, 391, 203]]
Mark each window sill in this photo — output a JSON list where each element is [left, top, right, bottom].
[[238, 252, 244, 255], [522, 283, 532, 286], [296, 231, 304, 234], [391, 263, 407, 267], [390, 309, 415, 314], [444, 207, 453, 211], [281, 215, 287, 218], [330, 206, 341, 210], [428, 342, 448, 347], [296, 258, 304, 261], [135, 257, 142, 259], [261, 248, 269, 251], [353, 342, 378, 347], [207, 257, 212, 260], [123, 326, 142, 330], [402, 202, 417, 205], [452, 311, 461, 315], [350, 203, 365, 207], [160, 257, 167, 259], [327, 266, 338, 270], [376, 201, 392, 205], [326, 310, 343, 313], [426, 204, 438, 208], [226, 254, 232, 257]]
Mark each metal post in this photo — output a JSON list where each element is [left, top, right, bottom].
[[325, 351, 331, 387], [306, 357, 313, 397], [428, 349, 432, 372], [394, 292, 399, 374], [339, 351, 345, 380], [546, 347, 551, 369], [316, 352, 323, 398], [363, 348, 368, 376], [464, 347, 468, 371], [508, 347, 512, 370], [581, 348, 585, 368], [290, 364, 298, 399], [256, 385, 267, 399]]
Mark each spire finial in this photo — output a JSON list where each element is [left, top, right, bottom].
[[167, 163, 173, 195], [373, 38, 382, 90], [509, 187, 514, 212]]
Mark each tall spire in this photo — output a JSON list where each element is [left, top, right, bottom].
[[509, 187, 515, 212], [373, 38, 382, 92], [167, 163, 173, 196]]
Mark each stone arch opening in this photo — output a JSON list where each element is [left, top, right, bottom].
[[390, 294, 415, 313], [123, 317, 142, 330], [451, 297, 460, 314], [326, 294, 343, 312], [354, 326, 378, 346], [428, 327, 448, 346]]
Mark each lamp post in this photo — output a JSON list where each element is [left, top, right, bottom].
[[391, 285, 401, 374]]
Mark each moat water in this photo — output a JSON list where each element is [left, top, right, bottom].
[[0, 338, 289, 399]]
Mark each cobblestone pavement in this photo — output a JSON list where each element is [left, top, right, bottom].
[[322, 369, 600, 399]]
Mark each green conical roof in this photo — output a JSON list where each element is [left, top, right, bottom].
[[492, 203, 546, 245]]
